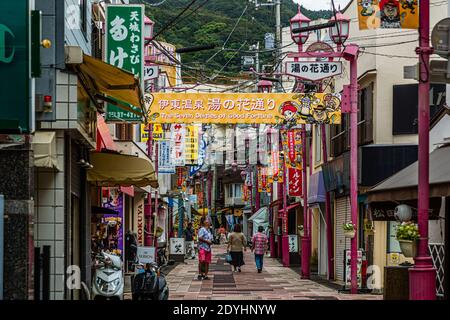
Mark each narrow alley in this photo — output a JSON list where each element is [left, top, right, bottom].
[[165, 245, 381, 300]]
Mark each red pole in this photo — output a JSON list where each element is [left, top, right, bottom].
[[349, 51, 358, 294], [145, 124, 153, 246], [154, 142, 159, 247], [409, 0, 436, 300], [301, 125, 310, 279], [321, 124, 334, 280]]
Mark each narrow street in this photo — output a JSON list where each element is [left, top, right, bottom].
[[165, 245, 381, 300]]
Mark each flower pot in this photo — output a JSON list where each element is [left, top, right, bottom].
[[398, 239, 417, 258], [344, 230, 356, 238]]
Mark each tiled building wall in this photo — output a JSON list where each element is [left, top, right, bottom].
[[34, 130, 66, 300]]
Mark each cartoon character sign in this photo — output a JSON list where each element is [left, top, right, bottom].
[[359, 0, 378, 16], [279, 101, 300, 124], [380, 0, 403, 28], [401, 0, 417, 14]]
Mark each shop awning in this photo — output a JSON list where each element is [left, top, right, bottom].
[[248, 207, 269, 236], [368, 145, 450, 202], [74, 54, 145, 118], [278, 202, 301, 214], [87, 151, 158, 188], [308, 171, 326, 204], [31, 131, 60, 171], [96, 113, 117, 152]]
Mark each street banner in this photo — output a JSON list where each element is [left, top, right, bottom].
[[102, 188, 124, 258], [287, 131, 296, 164], [152, 123, 164, 140], [177, 167, 184, 187], [146, 92, 341, 125], [257, 167, 263, 193], [357, 0, 419, 30], [158, 140, 175, 174], [171, 124, 185, 166], [281, 129, 302, 169], [105, 4, 144, 122], [185, 125, 199, 165], [288, 168, 302, 197]]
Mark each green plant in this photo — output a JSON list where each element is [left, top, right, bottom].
[[343, 222, 355, 231], [396, 222, 420, 241]]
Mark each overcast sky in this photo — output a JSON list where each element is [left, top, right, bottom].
[[293, 0, 352, 11]]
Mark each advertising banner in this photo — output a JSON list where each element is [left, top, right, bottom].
[[158, 139, 175, 174], [152, 123, 164, 140], [171, 124, 185, 166], [257, 166, 263, 193], [185, 125, 199, 165], [102, 188, 124, 257], [146, 92, 341, 125], [140, 124, 149, 142], [281, 129, 302, 169], [105, 4, 144, 122], [357, 0, 419, 30], [288, 168, 302, 197], [134, 194, 145, 246]]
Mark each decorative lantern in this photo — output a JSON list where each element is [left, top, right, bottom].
[[144, 16, 154, 40], [290, 6, 311, 46], [328, 10, 350, 46], [257, 80, 273, 93]]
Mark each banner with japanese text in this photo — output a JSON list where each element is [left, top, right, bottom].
[[105, 4, 144, 122], [257, 166, 263, 193], [171, 124, 185, 166], [281, 129, 302, 169], [358, 0, 419, 30], [288, 168, 302, 197], [146, 92, 341, 125], [185, 125, 199, 165], [158, 140, 175, 174]]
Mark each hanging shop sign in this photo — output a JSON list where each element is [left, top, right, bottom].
[[133, 194, 145, 246], [144, 65, 159, 80], [287, 131, 296, 164], [152, 123, 164, 140], [281, 129, 302, 169], [140, 124, 149, 142], [185, 125, 199, 165], [357, 0, 419, 30], [285, 61, 342, 81], [158, 139, 175, 174], [171, 124, 185, 166], [102, 188, 124, 258], [137, 246, 156, 264], [146, 92, 341, 125], [105, 4, 144, 122], [288, 168, 302, 197], [257, 166, 263, 193], [177, 167, 184, 188], [288, 235, 298, 253]]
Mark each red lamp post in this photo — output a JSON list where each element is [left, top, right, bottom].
[[328, 10, 350, 51], [289, 5, 311, 53], [257, 80, 273, 93]]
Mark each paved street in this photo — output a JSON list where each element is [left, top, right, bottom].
[[165, 245, 382, 300]]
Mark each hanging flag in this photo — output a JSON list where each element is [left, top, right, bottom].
[[177, 167, 184, 188], [287, 130, 296, 164], [288, 167, 302, 197], [257, 166, 263, 193], [185, 125, 199, 165], [357, 0, 419, 30], [158, 140, 175, 174], [281, 129, 302, 169], [171, 124, 185, 166]]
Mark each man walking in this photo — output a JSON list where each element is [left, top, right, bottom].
[[183, 222, 195, 259], [251, 226, 268, 273]]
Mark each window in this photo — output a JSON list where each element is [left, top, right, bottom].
[[358, 83, 374, 145], [314, 125, 322, 164], [115, 123, 133, 140], [79, 0, 87, 35], [234, 184, 242, 198]]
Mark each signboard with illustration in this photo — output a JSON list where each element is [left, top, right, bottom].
[[170, 238, 185, 255], [102, 188, 124, 257], [146, 93, 341, 125], [357, 0, 419, 30], [105, 4, 144, 122]]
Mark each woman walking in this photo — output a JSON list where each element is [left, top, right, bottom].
[[227, 224, 246, 272], [197, 218, 213, 280]]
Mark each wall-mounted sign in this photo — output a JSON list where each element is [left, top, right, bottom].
[[357, 0, 419, 30], [286, 61, 342, 81], [105, 4, 144, 122], [185, 125, 199, 165], [158, 140, 175, 174], [144, 65, 159, 80], [171, 124, 185, 166], [288, 235, 298, 253], [146, 93, 341, 125]]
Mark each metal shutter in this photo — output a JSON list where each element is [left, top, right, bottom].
[[335, 196, 351, 282]]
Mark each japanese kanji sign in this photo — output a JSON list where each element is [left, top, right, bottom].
[[288, 235, 298, 253], [152, 123, 164, 140], [288, 167, 302, 197], [358, 0, 419, 30], [171, 124, 185, 166], [105, 4, 144, 122], [158, 140, 175, 174], [281, 129, 302, 170], [185, 125, 199, 165], [285, 61, 342, 81], [146, 93, 342, 125], [144, 65, 159, 80]]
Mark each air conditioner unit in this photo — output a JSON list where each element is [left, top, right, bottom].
[[65, 46, 83, 64]]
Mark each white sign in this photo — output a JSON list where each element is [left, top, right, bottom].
[[344, 249, 363, 289], [288, 234, 298, 253], [144, 65, 159, 80], [170, 238, 185, 255], [137, 246, 156, 264], [286, 61, 342, 81], [158, 140, 176, 174]]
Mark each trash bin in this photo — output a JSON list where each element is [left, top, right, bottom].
[[383, 265, 410, 300]]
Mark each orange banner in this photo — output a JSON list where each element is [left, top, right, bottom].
[[146, 92, 341, 125], [358, 0, 419, 30]]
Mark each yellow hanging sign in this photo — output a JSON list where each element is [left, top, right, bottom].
[[146, 92, 341, 125], [357, 0, 419, 30]]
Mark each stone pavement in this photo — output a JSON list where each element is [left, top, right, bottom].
[[166, 244, 382, 300]]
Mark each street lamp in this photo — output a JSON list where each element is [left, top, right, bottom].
[[328, 10, 350, 49], [257, 79, 273, 93], [289, 5, 311, 52], [144, 16, 154, 40]]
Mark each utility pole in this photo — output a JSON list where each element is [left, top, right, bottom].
[[275, 0, 282, 93]]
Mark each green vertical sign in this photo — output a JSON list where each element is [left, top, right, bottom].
[[105, 4, 144, 122], [0, 0, 30, 132]]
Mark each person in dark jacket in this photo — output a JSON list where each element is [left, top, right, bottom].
[[183, 222, 196, 259]]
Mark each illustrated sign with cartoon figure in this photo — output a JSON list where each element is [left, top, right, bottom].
[[358, 0, 419, 30], [146, 93, 341, 125]]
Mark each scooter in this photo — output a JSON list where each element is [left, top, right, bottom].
[[131, 260, 174, 300], [92, 251, 124, 300]]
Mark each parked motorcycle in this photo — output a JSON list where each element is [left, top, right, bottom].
[[91, 251, 124, 300], [131, 260, 174, 300]]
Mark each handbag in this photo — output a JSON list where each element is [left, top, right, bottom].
[[225, 253, 232, 263]]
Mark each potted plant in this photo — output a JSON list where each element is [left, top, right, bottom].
[[297, 225, 304, 237], [155, 226, 164, 238], [343, 222, 356, 238], [396, 222, 420, 258]]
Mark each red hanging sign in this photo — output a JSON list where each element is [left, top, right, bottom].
[[261, 167, 268, 189], [177, 167, 183, 187], [288, 167, 302, 197], [287, 130, 296, 163]]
